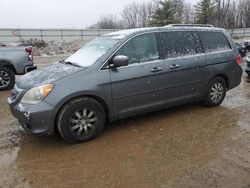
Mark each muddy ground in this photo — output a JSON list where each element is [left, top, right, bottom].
[[0, 56, 250, 188]]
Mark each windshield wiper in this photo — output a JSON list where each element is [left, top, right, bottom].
[[59, 60, 81, 67]]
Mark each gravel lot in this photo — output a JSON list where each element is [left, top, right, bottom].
[[0, 56, 250, 188]]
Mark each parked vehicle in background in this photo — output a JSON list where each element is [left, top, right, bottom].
[[246, 55, 250, 76], [0, 46, 37, 90], [235, 42, 247, 57], [8, 25, 242, 143], [244, 40, 250, 51]]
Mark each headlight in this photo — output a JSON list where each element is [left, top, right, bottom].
[[21, 84, 54, 104]]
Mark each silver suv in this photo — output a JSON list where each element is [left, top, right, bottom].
[[8, 25, 242, 143]]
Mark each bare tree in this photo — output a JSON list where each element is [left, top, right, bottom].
[[183, 2, 195, 24], [88, 0, 250, 30], [214, 0, 231, 27], [121, 2, 140, 29], [243, 0, 250, 27], [120, 1, 154, 28], [138, 2, 154, 27], [88, 14, 121, 29], [225, 1, 238, 28]]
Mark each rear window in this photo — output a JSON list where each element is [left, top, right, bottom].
[[199, 32, 232, 53], [156, 31, 197, 59]]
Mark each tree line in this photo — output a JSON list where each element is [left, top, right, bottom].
[[88, 0, 250, 29]]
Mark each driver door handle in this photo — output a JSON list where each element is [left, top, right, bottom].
[[150, 66, 163, 73], [170, 64, 181, 69]]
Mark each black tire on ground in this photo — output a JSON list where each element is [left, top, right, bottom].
[[203, 77, 227, 107], [0, 67, 15, 91], [57, 97, 106, 143]]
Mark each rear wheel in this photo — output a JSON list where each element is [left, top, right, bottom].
[[0, 67, 15, 90], [57, 97, 106, 143], [203, 77, 227, 107]]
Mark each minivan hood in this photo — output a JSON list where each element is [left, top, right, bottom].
[[17, 62, 84, 89]]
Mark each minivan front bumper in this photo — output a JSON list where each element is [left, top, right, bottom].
[[8, 99, 55, 136]]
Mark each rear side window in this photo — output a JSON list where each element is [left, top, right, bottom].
[[116, 33, 159, 64], [156, 31, 197, 59], [199, 32, 232, 53]]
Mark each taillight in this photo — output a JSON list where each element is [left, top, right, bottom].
[[26, 47, 33, 61], [235, 55, 241, 65]]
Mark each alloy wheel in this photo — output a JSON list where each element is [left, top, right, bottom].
[[69, 108, 97, 136], [210, 82, 224, 103], [0, 70, 10, 88]]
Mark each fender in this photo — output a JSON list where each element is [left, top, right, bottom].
[[46, 90, 113, 127]]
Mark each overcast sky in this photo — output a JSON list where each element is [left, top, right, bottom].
[[0, 0, 199, 28]]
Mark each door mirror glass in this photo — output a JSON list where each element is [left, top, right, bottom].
[[112, 55, 129, 68]]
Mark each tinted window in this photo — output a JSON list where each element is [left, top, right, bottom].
[[192, 32, 204, 54], [116, 33, 159, 64], [156, 31, 197, 59], [199, 32, 232, 53]]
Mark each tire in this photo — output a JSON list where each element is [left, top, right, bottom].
[[0, 67, 15, 90], [57, 97, 106, 143], [203, 77, 227, 107]]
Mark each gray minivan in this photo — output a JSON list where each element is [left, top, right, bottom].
[[8, 25, 242, 143]]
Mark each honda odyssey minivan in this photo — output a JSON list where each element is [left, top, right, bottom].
[[8, 24, 242, 143]]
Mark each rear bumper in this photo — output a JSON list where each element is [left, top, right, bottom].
[[228, 65, 243, 90], [25, 65, 37, 73]]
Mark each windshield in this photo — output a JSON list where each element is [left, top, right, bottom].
[[65, 36, 120, 67]]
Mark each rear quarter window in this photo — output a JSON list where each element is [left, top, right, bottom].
[[199, 31, 232, 53]]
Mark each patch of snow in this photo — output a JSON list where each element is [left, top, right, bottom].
[[18, 62, 83, 88], [24, 111, 30, 120], [17, 103, 25, 112], [105, 27, 158, 36], [65, 36, 120, 67], [111, 35, 126, 40]]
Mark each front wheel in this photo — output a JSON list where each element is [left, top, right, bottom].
[[203, 77, 227, 107], [0, 67, 15, 90], [57, 97, 106, 143]]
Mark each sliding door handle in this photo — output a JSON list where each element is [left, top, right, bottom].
[[151, 67, 163, 72]]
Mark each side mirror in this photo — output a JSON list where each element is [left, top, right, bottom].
[[112, 55, 129, 68]]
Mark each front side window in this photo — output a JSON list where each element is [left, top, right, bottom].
[[115, 33, 159, 64], [199, 31, 232, 53], [156, 31, 197, 59]]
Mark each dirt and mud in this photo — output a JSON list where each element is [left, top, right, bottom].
[[0, 56, 250, 188]]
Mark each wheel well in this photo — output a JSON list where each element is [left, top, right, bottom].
[[214, 74, 229, 89], [0, 61, 17, 74], [54, 95, 109, 133]]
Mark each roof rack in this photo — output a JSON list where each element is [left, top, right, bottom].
[[164, 24, 214, 28]]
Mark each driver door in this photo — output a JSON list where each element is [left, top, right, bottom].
[[109, 33, 166, 117]]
